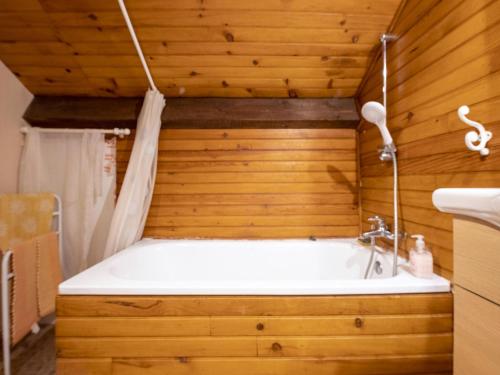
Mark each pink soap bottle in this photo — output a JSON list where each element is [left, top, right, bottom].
[[409, 234, 434, 278]]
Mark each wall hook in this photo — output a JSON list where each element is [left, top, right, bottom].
[[458, 105, 492, 156]]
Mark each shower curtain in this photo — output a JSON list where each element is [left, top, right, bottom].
[[19, 128, 114, 279], [103, 89, 165, 258]]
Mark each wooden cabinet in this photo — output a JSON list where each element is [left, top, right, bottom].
[[453, 218, 500, 375], [454, 218, 500, 304], [454, 286, 500, 375]]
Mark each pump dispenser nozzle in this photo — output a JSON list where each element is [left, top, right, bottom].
[[411, 234, 426, 253]]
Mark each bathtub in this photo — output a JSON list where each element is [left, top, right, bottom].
[[59, 238, 450, 295]]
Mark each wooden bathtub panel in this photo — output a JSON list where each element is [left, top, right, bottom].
[[56, 294, 453, 317], [56, 293, 453, 373], [109, 355, 453, 375], [56, 314, 453, 337]]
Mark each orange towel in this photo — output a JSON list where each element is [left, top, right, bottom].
[[10, 238, 38, 345], [36, 232, 62, 317], [0, 193, 55, 251]]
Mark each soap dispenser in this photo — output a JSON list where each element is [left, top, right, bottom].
[[409, 234, 433, 278]]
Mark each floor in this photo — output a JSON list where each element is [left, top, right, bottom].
[[0, 325, 55, 375]]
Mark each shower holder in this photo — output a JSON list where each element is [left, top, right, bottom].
[[378, 143, 396, 161], [458, 105, 492, 156]]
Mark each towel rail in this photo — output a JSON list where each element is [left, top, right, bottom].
[[1, 193, 62, 375]]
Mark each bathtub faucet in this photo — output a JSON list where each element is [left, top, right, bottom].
[[359, 215, 397, 242]]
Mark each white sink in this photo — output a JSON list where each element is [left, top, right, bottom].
[[432, 188, 500, 228]]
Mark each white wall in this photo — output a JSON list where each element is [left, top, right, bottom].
[[0, 60, 33, 193]]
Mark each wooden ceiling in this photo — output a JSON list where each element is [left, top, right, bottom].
[[0, 0, 401, 98]]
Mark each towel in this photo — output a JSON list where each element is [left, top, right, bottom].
[[36, 232, 62, 317], [0, 193, 55, 251], [10, 238, 38, 345]]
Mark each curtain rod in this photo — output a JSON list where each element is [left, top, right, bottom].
[[20, 126, 131, 138], [117, 0, 158, 92]]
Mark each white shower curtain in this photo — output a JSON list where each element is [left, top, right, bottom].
[[19, 127, 113, 278], [103, 89, 165, 258]]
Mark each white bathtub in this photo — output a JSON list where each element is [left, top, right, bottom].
[[59, 238, 450, 295]]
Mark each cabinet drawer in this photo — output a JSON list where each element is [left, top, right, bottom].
[[454, 218, 500, 304], [454, 286, 500, 375]]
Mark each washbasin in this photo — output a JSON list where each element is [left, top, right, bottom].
[[432, 188, 500, 228]]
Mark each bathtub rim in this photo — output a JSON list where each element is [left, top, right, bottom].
[[59, 238, 450, 296]]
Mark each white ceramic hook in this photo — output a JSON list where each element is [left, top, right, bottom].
[[458, 105, 492, 156]]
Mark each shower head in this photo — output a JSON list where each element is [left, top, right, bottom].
[[361, 101, 394, 146]]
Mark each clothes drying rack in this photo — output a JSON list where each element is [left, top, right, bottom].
[[1, 194, 62, 375]]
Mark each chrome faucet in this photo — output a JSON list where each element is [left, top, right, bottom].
[[359, 215, 397, 243]]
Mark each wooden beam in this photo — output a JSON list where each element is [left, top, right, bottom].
[[23, 97, 359, 129]]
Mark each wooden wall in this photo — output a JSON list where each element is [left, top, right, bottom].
[[117, 128, 359, 239], [357, 0, 500, 279], [56, 293, 453, 375]]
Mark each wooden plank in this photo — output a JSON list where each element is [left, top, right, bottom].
[[257, 333, 453, 356], [143, 225, 359, 239], [110, 355, 452, 375], [117, 150, 357, 163], [57, 317, 210, 337], [147, 204, 358, 217], [57, 334, 453, 358], [210, 314, 453, 336], [80, 66, 366, 79], [149, 193, 357, 206], [149, 171, 358, 184], [53, 26, 381, 44], [57, 337, 258, 358], [47, 10, 393, 29], [145, 215, 360, 227], [56, 294, 453, 317], [113, 77, 362, 90], [147, 161, 357, 173], [151, 183, 354, 195], [153, 128, 357, 139], [24, 97, 359, 129], [56, 314, 452, 337], [72, 55, 369, 68], [117, 138, 356, 151], [38, 0, 401, 14], [71, 41, 374, 57]]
